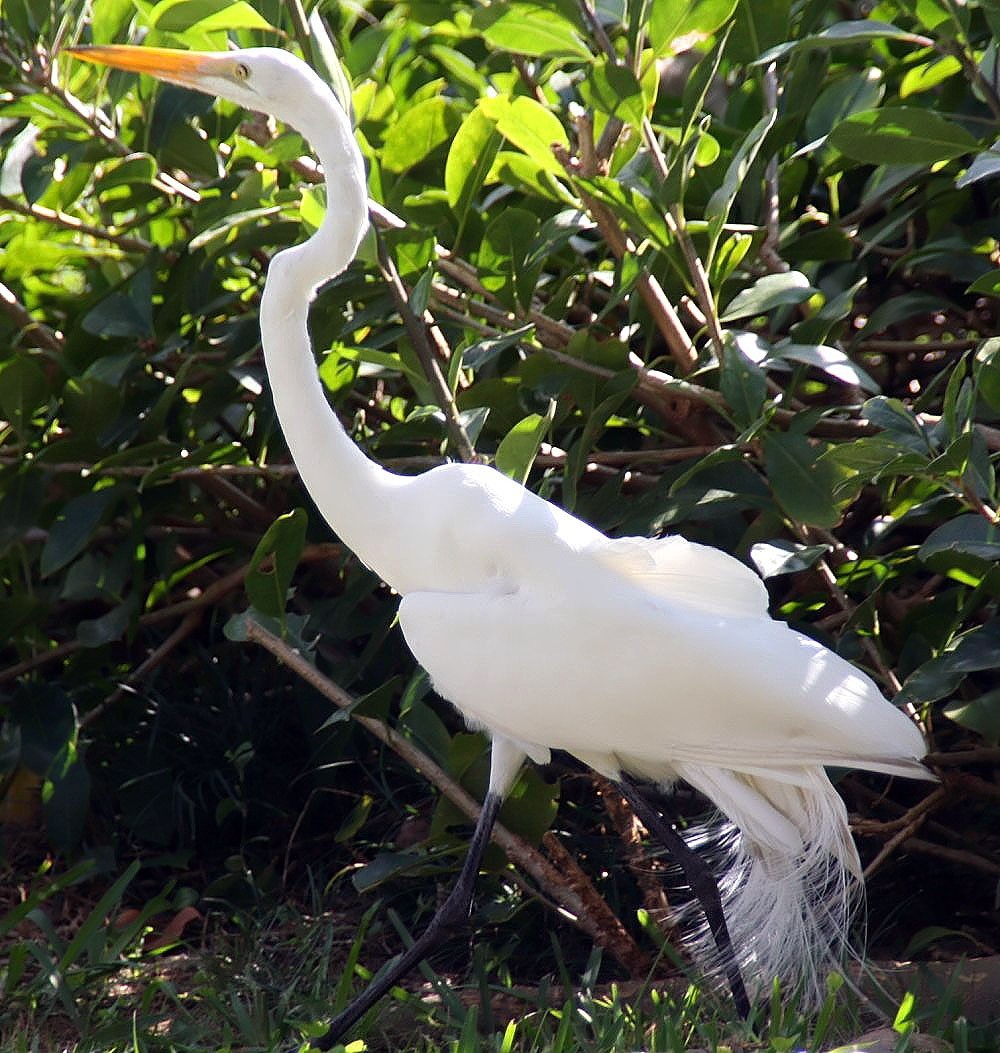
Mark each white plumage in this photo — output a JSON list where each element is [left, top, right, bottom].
[[70, 43, 931, 1031]]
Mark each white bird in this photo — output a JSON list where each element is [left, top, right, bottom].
[[68, 44, 932, 1044]]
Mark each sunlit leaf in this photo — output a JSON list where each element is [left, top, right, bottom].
[[474, 2, 592, 60], [495, 404, 554, 484], [382, 96, 460, 173], [829, 107, 977, 165]]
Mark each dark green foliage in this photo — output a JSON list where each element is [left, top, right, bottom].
[[1, 0, 999, 1045]]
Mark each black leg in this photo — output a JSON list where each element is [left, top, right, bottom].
[[301, 792, 504, 1050], [617, 775, 752, 1020]]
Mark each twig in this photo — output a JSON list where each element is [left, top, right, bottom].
[[926, 747, 1000, 766], [0, 280, 64, 352], [79, 609, 203, 730], [542, 444, 717, 467], [559, 143, 699, 376], [0, 193, 153, 254], [377, 242, 478, 463], [285, 0, 314, 67], [902, 836, 1000, 877], [431, 276, 573, 349], [850, 779, 1000, 881], [946, 770, 1000, 802], [758, 63, 786, 274], [859, 338, 979, 354], [435, 259, 576, 349], [194, 472, 276, 530], [242, 617, 648, 974], [959, 481, 1000, 525], [640, 121, 731, 372], [666, 207, 726, 361], [578, 0, 616, 60], [856, 786, 947, 881]]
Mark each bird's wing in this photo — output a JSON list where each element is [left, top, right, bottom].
[[398, 584, 928, 785], [594, 535, 770, 619]]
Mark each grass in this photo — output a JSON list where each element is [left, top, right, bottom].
[[1, 861, 996, 1053]]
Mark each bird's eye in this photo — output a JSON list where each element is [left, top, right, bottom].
[[234, 62, 250, 81]]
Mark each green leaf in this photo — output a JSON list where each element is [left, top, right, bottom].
[[721, 271, 817, 322], [651, 0, 737, 57], [769, 343, 880, 393], [445, 105, 502, 230], [91, 0, 134, 43], [750, 540, 829, 578], [756, 20, 929, 64], [9, 685, 75, 774], [829, 107, 978, 166], [44, 747, 91, 850], [461, 324, 535, 371], [900, 54, 962, 98], [335, 794, 374, 842], [719, 336, 767, 427], [475, 3, 592, 60], [862, 396, 930, 452], [821, 435, 928, 480], [804, 69, 885, 143], [495, 404, 555, 484], [580, 61, 645, 130], [944, 689, 1000, 740], [82, 269, 154, 340], [852, 291, 947, 341], [763, 432, 842, 527], [77, 601, 133, 647], [0, 469, 45, 553], [498, 764, 559, 844], [899, 623, 1000, 705], [480, 96, 569, 176], [974, 338, 1000, 410], [0, 354, 48, 438], [478, 207, 541, 311], [308, 6, 355, 119], [57, 859, 140, 969], [382, 97, 460, 174], [919, 515, 1000, 563], [245, 509, 308, 621], [705, 110, 776, 254], [41, 489, 121, 578], [148, 0, 275, 32], [730, 0, 790, 64], [957, 139, 1000, 189], [563, 372, 635, 512], [318, 349, 359, 400]]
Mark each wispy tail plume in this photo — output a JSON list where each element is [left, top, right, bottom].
[[673, 763, 863, 1007]]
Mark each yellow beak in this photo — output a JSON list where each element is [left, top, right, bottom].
[[65, 45, 227, 90]]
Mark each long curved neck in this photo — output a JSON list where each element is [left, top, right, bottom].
[[258, 76, 408, 585]]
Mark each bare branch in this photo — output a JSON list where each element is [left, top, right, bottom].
[[0, 279, 64, 352], [0, 193, 153, 254]]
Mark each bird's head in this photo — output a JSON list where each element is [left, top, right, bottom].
[[64, 45, 325, 127]]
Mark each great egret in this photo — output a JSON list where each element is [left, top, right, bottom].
[[68, 44, 931, 1044]]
